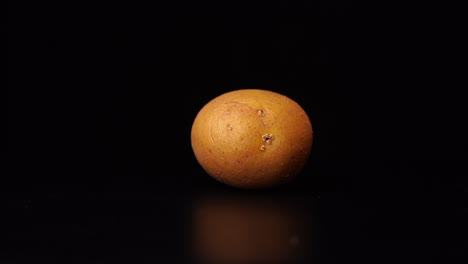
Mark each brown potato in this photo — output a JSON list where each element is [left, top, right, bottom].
[[191, 89, 313, 189]]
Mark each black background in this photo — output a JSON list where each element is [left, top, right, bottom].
[[6, 1, 467, 263]]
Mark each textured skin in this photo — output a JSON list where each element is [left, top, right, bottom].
[[191, 89, 313, 189]]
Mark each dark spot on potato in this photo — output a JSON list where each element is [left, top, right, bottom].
[[262, 133, 274, 144]]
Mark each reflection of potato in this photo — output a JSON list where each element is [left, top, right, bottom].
[[192, 194, 313, 264], [191, 89, 313, 189]]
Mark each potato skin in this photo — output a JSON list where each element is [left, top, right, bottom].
[[191, 89, 313, 189]]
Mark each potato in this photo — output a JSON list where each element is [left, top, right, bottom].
[[191, 89, 313, 189]]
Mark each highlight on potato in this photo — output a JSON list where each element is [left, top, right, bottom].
[[190, 89, 313, 189]]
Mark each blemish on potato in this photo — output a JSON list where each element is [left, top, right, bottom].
[[260, 145, 266, 151], [262, 133, 274, 144], [257, 109, 265, 116]]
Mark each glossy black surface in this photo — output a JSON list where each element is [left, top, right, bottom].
[[7, 1, 467, 263]]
